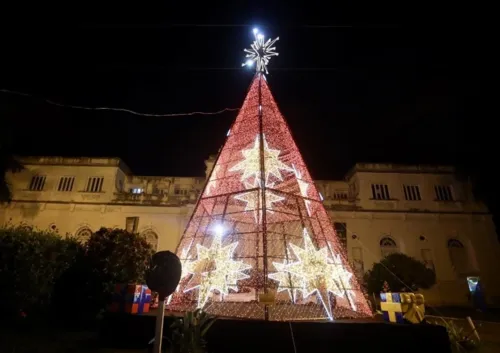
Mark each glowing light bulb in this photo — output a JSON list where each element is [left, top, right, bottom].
[[214, 224, 225, 237], [245, 60, 254, 67], [253, 28, 259, 34]]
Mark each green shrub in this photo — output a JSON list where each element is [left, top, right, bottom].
[[0, 226, 82, 319], [363, 253, 436, 295], [0, 226, 154, 325], [54, 227, 155, 322]]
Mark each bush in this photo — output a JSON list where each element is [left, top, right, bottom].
[[0, 226, 83, 319], [0, 226, 155, 325], [54, 227, 155, 323], [363, 253, 436, 295]]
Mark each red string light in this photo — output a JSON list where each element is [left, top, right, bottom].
[[167, 74, 372, 320]]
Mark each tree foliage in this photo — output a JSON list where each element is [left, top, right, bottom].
[[0, 226, 82, 317], [55, 227, 155, 322], [363, 253, 436, 295], [168, 309, 217, 353], [0, 226, 154, 323], [0, 140, 23, 203]]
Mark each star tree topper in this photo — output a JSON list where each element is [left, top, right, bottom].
[[269, 228, 357, 320], [242, 28, 279, 74]]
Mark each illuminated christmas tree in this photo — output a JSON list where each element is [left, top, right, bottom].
[[167, 29, 372, 320]]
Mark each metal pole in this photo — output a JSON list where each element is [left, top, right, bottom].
[[257, 73, 269, 321], [153, 298, 166, 353]]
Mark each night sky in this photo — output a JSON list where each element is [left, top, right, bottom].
[[1, 4, 490, 210]]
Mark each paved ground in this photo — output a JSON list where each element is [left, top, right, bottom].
[[425, 315, 500, 353], [3, 308, 500, 352]]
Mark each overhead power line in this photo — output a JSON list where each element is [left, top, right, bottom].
[[0, 89, 240, 117], [80, 23, 395, 29]]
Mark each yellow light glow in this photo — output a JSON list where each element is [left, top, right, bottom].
[[269, 228, 356, 319], [233, 180, 285, 223], [183, 232, 251, 308], [205, 165, 220, 196], [229, 134, 292, 184]]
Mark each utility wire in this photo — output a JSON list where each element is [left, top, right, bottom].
[[0, 88, 240, 117], [81, 23, 393, 29]]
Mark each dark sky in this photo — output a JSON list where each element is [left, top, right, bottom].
[[1, 3, 487, 185]]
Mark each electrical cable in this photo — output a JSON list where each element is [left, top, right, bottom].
[[0, 88, 239, 117]]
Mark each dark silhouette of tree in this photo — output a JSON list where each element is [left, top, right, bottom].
[[0, 135, 23, 203], [364, 253, 436, 295]]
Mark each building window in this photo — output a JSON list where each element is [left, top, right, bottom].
[[380, 237, 398, 257], [130, 188, 143, 194], [447, 238, 468, 275], [333, 191, 348, 200], [174, 187, 188, 196], [143, 230, 159, 251], [58, 176, 75, 192], [75, 227, 92, 243], [334, 222, 347, 250], [435, 185, 453, 201], [29, 175, 46, 191], [85, 177, 104, 193], [403, 185, 421, 201], [126, 217, 139, 233], [352, 247, 364, 278], [420, 249, 435, 271], [371, 184, 390, 200]]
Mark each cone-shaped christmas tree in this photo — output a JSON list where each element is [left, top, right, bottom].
[[167, 73, 372, 320]]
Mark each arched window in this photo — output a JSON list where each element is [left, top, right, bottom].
[[75, 227, 92, 243], [448, 239, 464, 248], [447, 238, 468, 275], [143, 230, 159, 251], [380, 237, 398, 257]]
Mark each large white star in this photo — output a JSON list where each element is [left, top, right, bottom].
[[268, 249, 302, 303], [268, 229, 356, 320], [233, 180, 285, 223], [229, 134, 292, 185], [205, 165, 220, 196], [183, 232, 251, 308], [293, 165, 312, 216]]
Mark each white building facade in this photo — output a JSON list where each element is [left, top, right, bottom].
[[2, 157, 499, 307]]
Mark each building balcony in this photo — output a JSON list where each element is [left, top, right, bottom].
[[112, 192, 199, 206]]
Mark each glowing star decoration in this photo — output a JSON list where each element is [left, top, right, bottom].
[[229, 134, 292, 185], [233, 180, 285, 223], [269, 228, 357, 320], [268, 251, 302, 303], [329, 244, 357, 311], [242, 29, 279, 74], [293, 165, 312, 216], [183, 230, 251, 308], [205, 165, 220, 196], [167, 246, 195, 304], [179, 246, 196, 281]]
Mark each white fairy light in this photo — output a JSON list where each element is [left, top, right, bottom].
[[233, 180, 285, 223], [242, 29, 279, 74], [229, 134, 292, 185], [293, 164, 312, 216], [183, 228, 251, 308], [205, 165, 220, 196], [268, 228, 357, 320]]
